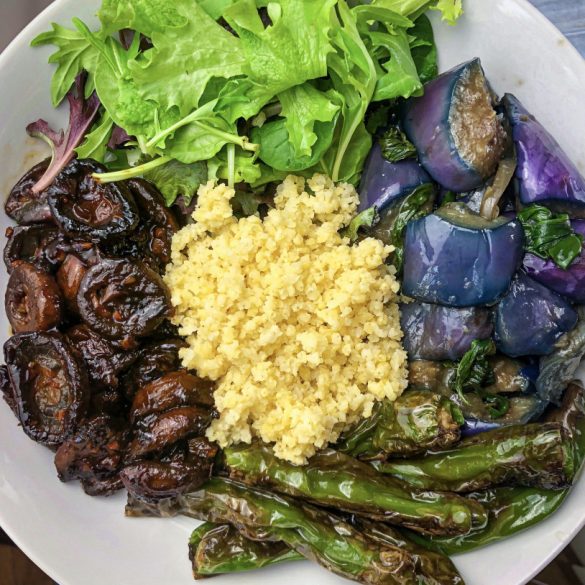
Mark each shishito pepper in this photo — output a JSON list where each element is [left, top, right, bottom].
[[337, 389, 463, 459], [405, 486, 569, 555], [403, 383, 585, 555], [127, 477, 465, 585], [189, 522, 302, 578], [223, 444, 487, 536], [373, 423, 574, 492]]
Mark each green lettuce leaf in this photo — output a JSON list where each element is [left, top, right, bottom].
[[325, 1, 377, 182], [208, 147, 262, 186], [371, 0, 463, 24], [98, 0, 188, 36], [223, 0, 336, 96], [278, 84, 340, 158], [433, 0, 464, 25], [198, 0, 238, 20], [144, 158, 207, 205], [128, 1, 246, 116], [31, 21, 100, 106], [252, 115, 338, 172], [409, 14, 438, 84], [75, 111, 114, 161]]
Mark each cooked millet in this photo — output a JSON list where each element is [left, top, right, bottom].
[[164, 174, 407, 464]]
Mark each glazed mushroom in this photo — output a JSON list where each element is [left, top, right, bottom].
[[120, 438, 218, 500], [76, 258, 172, 346], [67, 324, 138, 389], [4, 159, 53, 224], [3, 224, 65, 274], [127, 406, 214, 459], [54, 415, 130, 496], [3, 332, 89, 446], [5, 262, 63, 333], [48, 159, 139, 242], [130, 371, 215, 422]]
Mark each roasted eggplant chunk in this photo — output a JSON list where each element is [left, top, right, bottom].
[[358, 143, 433, 213], [48, 158, 139, 242], [403, 59, 508, 192], [504, 93, 585, 215], [5, 262, 63, 333], [77, 259, 172, 345], [402, 204, 524, 307], [3, 332, 89, 445], [5, 159, 53, 224], [400, 301, 493, 361]]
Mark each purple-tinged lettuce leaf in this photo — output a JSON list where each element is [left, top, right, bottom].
[[27, 74, 100, 194]]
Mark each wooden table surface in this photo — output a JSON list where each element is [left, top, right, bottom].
[[0, 1, 584, 585], [530, 0, 585, 55]]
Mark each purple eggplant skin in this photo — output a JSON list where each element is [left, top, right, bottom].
[[400, 302, 493, 361], [503, 93, 585, 216], [358, 143, 433, 213], [495, 273, 578, 358], [523, 220, 585, 303], [402, 204, 524, 307], [402, 58, 508, 192]]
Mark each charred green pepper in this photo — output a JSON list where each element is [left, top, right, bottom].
[[337, 390, 463, 459], [127, 477, 465, 585], [189, 522, 302, 578], [406, 487, 569, 555], [223, 444, 487, 536], [374, 423, 573, 492]]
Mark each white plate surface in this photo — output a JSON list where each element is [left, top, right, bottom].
[[0, 1, 584, 584]]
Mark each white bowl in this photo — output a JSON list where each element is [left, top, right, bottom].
[[1, 1, 584, 584]]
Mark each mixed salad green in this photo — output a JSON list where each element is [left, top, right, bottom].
[[31, 0, 462, 204]]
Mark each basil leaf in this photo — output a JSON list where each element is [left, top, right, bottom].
[[379, 127, 417, 162], [451, 339, 497, 403], [345, 207, 379, 243], [518, 204, 584, 269]]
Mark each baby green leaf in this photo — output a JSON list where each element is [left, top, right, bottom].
[[31, 22, 100, 106]]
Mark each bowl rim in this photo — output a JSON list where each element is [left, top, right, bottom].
[[0, 1, 584, 584]]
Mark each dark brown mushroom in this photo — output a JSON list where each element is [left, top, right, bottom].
[[66, 324, 138, 389], [48, 159, 139, 242], [128, 406, 213, 459], [3, 224, 66, 274], [5, 262, 63, 333], [127, 178, 180, 267], [120, 437, 218, 500], [56, 254, 88, 315], [3, 332, 89, 445], [0, 365, 17, 417], [81, 474, 125, 497], [77, 259, 172, 346], [131, 371, 215, 422], [121, 338, 187, 401], [54, 415, 130, 483], [5, 159, 53, 224]]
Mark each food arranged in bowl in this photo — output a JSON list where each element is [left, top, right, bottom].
[[2, 1, 585, 584]]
